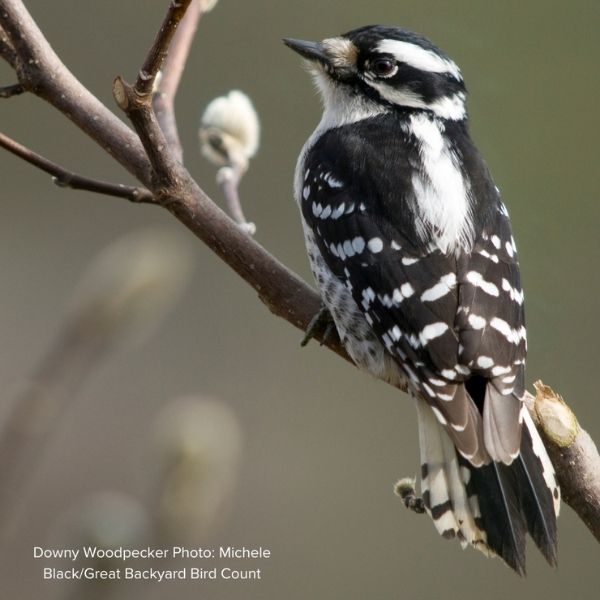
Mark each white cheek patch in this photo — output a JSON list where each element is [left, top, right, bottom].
[[321, 37, 358, 69], [376, 39, 462, 80]]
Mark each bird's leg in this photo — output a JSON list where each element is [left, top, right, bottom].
[[395, 478, 426, 514], [301, 304, 336, 347]]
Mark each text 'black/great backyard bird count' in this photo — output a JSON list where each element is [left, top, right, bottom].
[[284, 25, 560, 575]]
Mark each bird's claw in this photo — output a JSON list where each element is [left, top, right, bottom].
[[395, 478, 426, 514], [301, 305, 336, 347]]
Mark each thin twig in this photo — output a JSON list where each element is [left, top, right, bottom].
[[135, 0, 194, 99], [0, 83, 24, 98], [217, 165, 256, 234], [0, 131, 154, 202], [153, 1, 203, 161], [0, 0, 151, 182]]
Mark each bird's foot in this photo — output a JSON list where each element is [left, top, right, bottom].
[[395, 477, 426, 514], [301, 304, 336, 347]]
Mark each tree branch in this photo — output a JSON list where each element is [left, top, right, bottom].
[[0, 0, 349, 363], [112, 65, 352, 363], [110, 3, 357, 364], [152, 1, 203, 161], [0, 0, 151, 182], [135, 0, 194, 99], [0, 131, 154, 202]]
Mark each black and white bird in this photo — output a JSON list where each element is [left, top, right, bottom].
[[284, 25, 559, 574]]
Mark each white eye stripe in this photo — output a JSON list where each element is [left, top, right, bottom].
[[376, 40, 462, 80]]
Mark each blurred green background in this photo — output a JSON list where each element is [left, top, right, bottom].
[[1, 0, 599, 598]]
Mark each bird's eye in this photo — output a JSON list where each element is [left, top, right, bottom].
[[371, 57, 397, 78]]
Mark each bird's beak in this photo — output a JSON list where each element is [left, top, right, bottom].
[[283, 38, 329, 65]]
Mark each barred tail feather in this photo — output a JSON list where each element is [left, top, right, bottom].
[[518, 409, 560, 564], [416, 400, 488, 550], [460, 456, 528, 573], [416, 399, 559, 574]]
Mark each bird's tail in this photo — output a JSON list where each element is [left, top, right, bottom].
[[415, 399, 559, 574]]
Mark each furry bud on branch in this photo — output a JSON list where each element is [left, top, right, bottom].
[[199, 90, 260, 172]]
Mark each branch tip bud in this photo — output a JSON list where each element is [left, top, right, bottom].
[[199, 90, 260, 169]]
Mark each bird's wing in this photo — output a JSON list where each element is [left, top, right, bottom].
[[301, 147, 525, 465]]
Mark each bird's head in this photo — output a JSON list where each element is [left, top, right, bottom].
[[284, 25, 467, 121]]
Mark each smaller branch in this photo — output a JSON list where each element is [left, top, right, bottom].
[[113, 2, 197, 189], [199, 90, 260, 233], [113, 77, 181, 191], [0, 131, 154, 203], [153, 1, 203, 161], [0, 0, 153, 182], [525, 381, 600, 543], [135, 0, 194, 99], [217, 166, 255, 235], [0, 83, 24, 98]]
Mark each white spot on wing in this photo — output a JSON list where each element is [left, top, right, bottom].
[[419, 322, 449, 345], [352, 236, 365, 254], [342, 239, 354, 257], [325, 174, 344, 188], [467, 314, 486, 330], [331, 203, 345, 219], [501, 278, 524, 304], [491, 365, 511, 376], [367, 237, 384, 253], [466, 271, 499, 296], [490, 317, 526, 345], [476, 356, 494, 369], [421, 273, 457, 302], [441, 369, 457, 380], [402, 257, 419, 266], [400, 282, 415, 298], [477, 249, 499, 263]]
